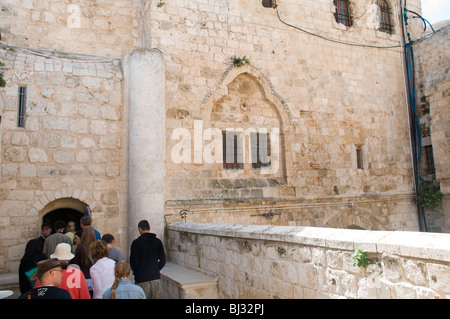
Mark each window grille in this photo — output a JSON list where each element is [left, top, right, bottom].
[[378, 0, 393, 33], [334, 0, 352, 27], [17, 86, 27, 128]]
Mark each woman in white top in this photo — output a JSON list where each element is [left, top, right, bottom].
[[89, 240, 115, 299]]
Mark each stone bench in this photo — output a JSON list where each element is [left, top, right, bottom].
[[0, 273, 20, 299], [160, 262, 218, 299]]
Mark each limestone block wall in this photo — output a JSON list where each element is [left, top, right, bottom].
[[156, 0, 423, 229], [165, 192, 418, 231], [0, 0, 142, 58], [413, 25, 450, 232], [0, 47, 126, 272], [167, 222, 450, 299]]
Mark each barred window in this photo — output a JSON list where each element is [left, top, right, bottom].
[[378, 0, 393, 33], [334, 0, 352, 27], [17, 86, 27, 128]]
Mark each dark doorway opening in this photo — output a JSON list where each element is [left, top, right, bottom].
[[42, 208, 85, 233]]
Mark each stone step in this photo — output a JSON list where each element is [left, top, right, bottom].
[[160, 262, 218, 299]]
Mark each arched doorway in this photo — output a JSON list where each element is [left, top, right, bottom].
[[40, 198, 89, 232], [42, 208, 84, 231]]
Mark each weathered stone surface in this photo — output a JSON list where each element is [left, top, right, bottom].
[[167, 222, 450, 299], [53, 151, 74, 164], [28, 148, 49, 162], [4, 147, 27, 162]]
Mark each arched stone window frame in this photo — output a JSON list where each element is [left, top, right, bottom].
[[201, 64, 296, 182]]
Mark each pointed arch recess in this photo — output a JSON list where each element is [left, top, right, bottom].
[[202, 64, 298, 128], [322, 206, 383, 230], [201, 64, 293, 180]]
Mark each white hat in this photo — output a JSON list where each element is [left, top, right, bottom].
[[51, 243, 75, 260]]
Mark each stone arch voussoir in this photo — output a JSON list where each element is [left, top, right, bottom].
[[202, 64, 298, 130], [323, 206, 382, 230], [31, 189, 94, 225]]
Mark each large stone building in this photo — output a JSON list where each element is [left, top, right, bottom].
[[0, 0, 448, 278]]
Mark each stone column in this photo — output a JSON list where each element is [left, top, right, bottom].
[[127, 49, 165, 246]]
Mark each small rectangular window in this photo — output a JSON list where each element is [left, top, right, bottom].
[[334, 0, 352, 27], [251, 132, 271, 169], [222, 131, 243, 170], [17, 86, 27, 128], [378, 0, 393, 33], [356, 145, 363, 169], [425, 145, 435, 175]]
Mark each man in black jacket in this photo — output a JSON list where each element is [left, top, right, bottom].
[[130, 220, 166, 299]]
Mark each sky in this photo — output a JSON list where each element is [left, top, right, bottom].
[[420, 0, 450, 24]]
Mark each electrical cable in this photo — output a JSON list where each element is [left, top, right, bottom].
[[274, 7, 402, 49], [264, 1, 434, 230], [405, 8, 435, 33], [400, 0, 428, 231], [272, 1, 433, 231], [0, 42, 121, 63]]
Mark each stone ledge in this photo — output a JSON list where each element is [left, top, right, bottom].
[[167, 222, 450, 262], [160, 262, 218, 299], [0, 273, 19, 290]]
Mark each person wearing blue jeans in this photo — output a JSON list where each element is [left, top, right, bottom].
[[129, 220, 166, 299]]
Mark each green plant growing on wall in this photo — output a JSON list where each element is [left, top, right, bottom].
[[230, 55, 249, 67], [157, 2, 165, 7], [0, 62, 6, 88], [351, 249, 369, 268], [417, 181, 443, 210]]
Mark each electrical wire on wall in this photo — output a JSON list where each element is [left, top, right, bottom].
[[399, 0, 437, 232], [274, 7, 402, 49], [262, 0, 436, 231], [0, 42, 120, 64]]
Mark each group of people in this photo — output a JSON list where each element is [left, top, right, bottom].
[[18, 218, 166, 299]]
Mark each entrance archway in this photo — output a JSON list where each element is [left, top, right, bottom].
[[40, 198, 89, 232], [43, 208, 84, 231]]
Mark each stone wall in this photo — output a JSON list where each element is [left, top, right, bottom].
[[158, 0, 422, 229], [0, 0, 437, 276], [167, 222, 450, 299], [165, 192, 418, 231], [0, 46, 126, 272], [0, 0, 142, 58], [413, 25, 450, 232]]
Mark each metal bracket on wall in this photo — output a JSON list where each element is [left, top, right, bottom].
[[179, 209, 188, 222], [250, 211, 280, 219]]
